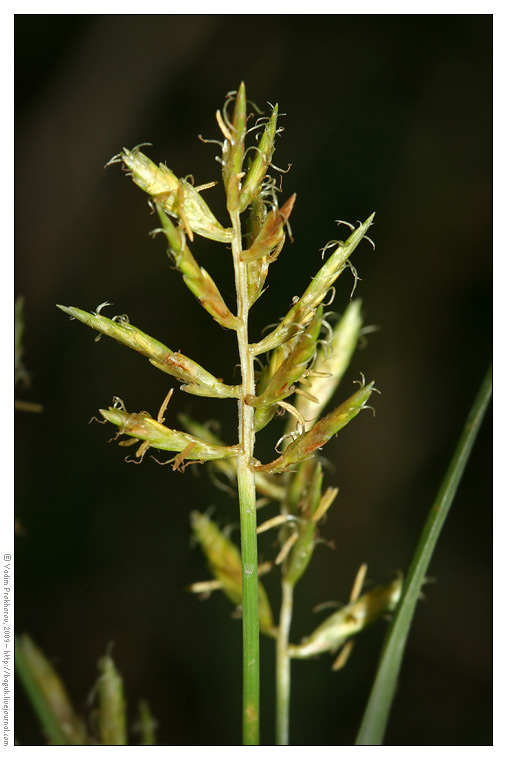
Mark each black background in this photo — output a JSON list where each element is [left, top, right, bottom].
[[15, 14, 492, 746]]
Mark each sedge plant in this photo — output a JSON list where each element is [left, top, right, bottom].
[[56, 84, 489, 745]]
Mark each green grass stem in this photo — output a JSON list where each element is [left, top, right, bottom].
[[276, 577, 294, 745], [231, 207, 260, 745]]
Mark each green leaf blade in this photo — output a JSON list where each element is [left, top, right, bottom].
[[355, 363, 492, 746]]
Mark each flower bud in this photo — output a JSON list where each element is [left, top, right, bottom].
[[289, 575, 402, 659], [135, 701, 157, 746]]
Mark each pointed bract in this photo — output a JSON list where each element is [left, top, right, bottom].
[[241, 194, 296, 263], [245, 195, 271, 306]]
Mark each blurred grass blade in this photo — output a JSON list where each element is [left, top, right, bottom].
[[15, 634, 88, 745], [355, 363, 492, 746], [15, 295, 26, 387]]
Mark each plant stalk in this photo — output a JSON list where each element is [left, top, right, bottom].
[[230, 207, 260, 745], [276, 576, 294, 745]]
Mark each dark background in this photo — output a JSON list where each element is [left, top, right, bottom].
[[15, 15, 492, 746]]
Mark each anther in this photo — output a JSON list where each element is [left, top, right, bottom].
[[349, 563, 368, 604], [257, 514, 299, 534], [215, 109, 233, 143], [332, 641, 355, 671], [277, 400, 306, 432], [275, 531, 299, 565]]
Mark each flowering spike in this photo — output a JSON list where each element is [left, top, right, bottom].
[[96, 654, 127, 746], [100, 405, 240, 462], [117, 146, 232, 243], [190, 511, 275, 635], [253, 381, 375, 473], [155, 207, 240, 330], [284, 462, 325, 586], [252, 214, 375, 355], [239, 105, 278, 212], [57, 305, 239, 399], [221, 82, 247, 211], [288, 575, 402, 660]]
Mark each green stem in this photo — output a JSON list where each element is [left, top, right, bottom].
[[276, 577, 294, 745], [356, 362, 492, 745], [231, 208, 260, 745]]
